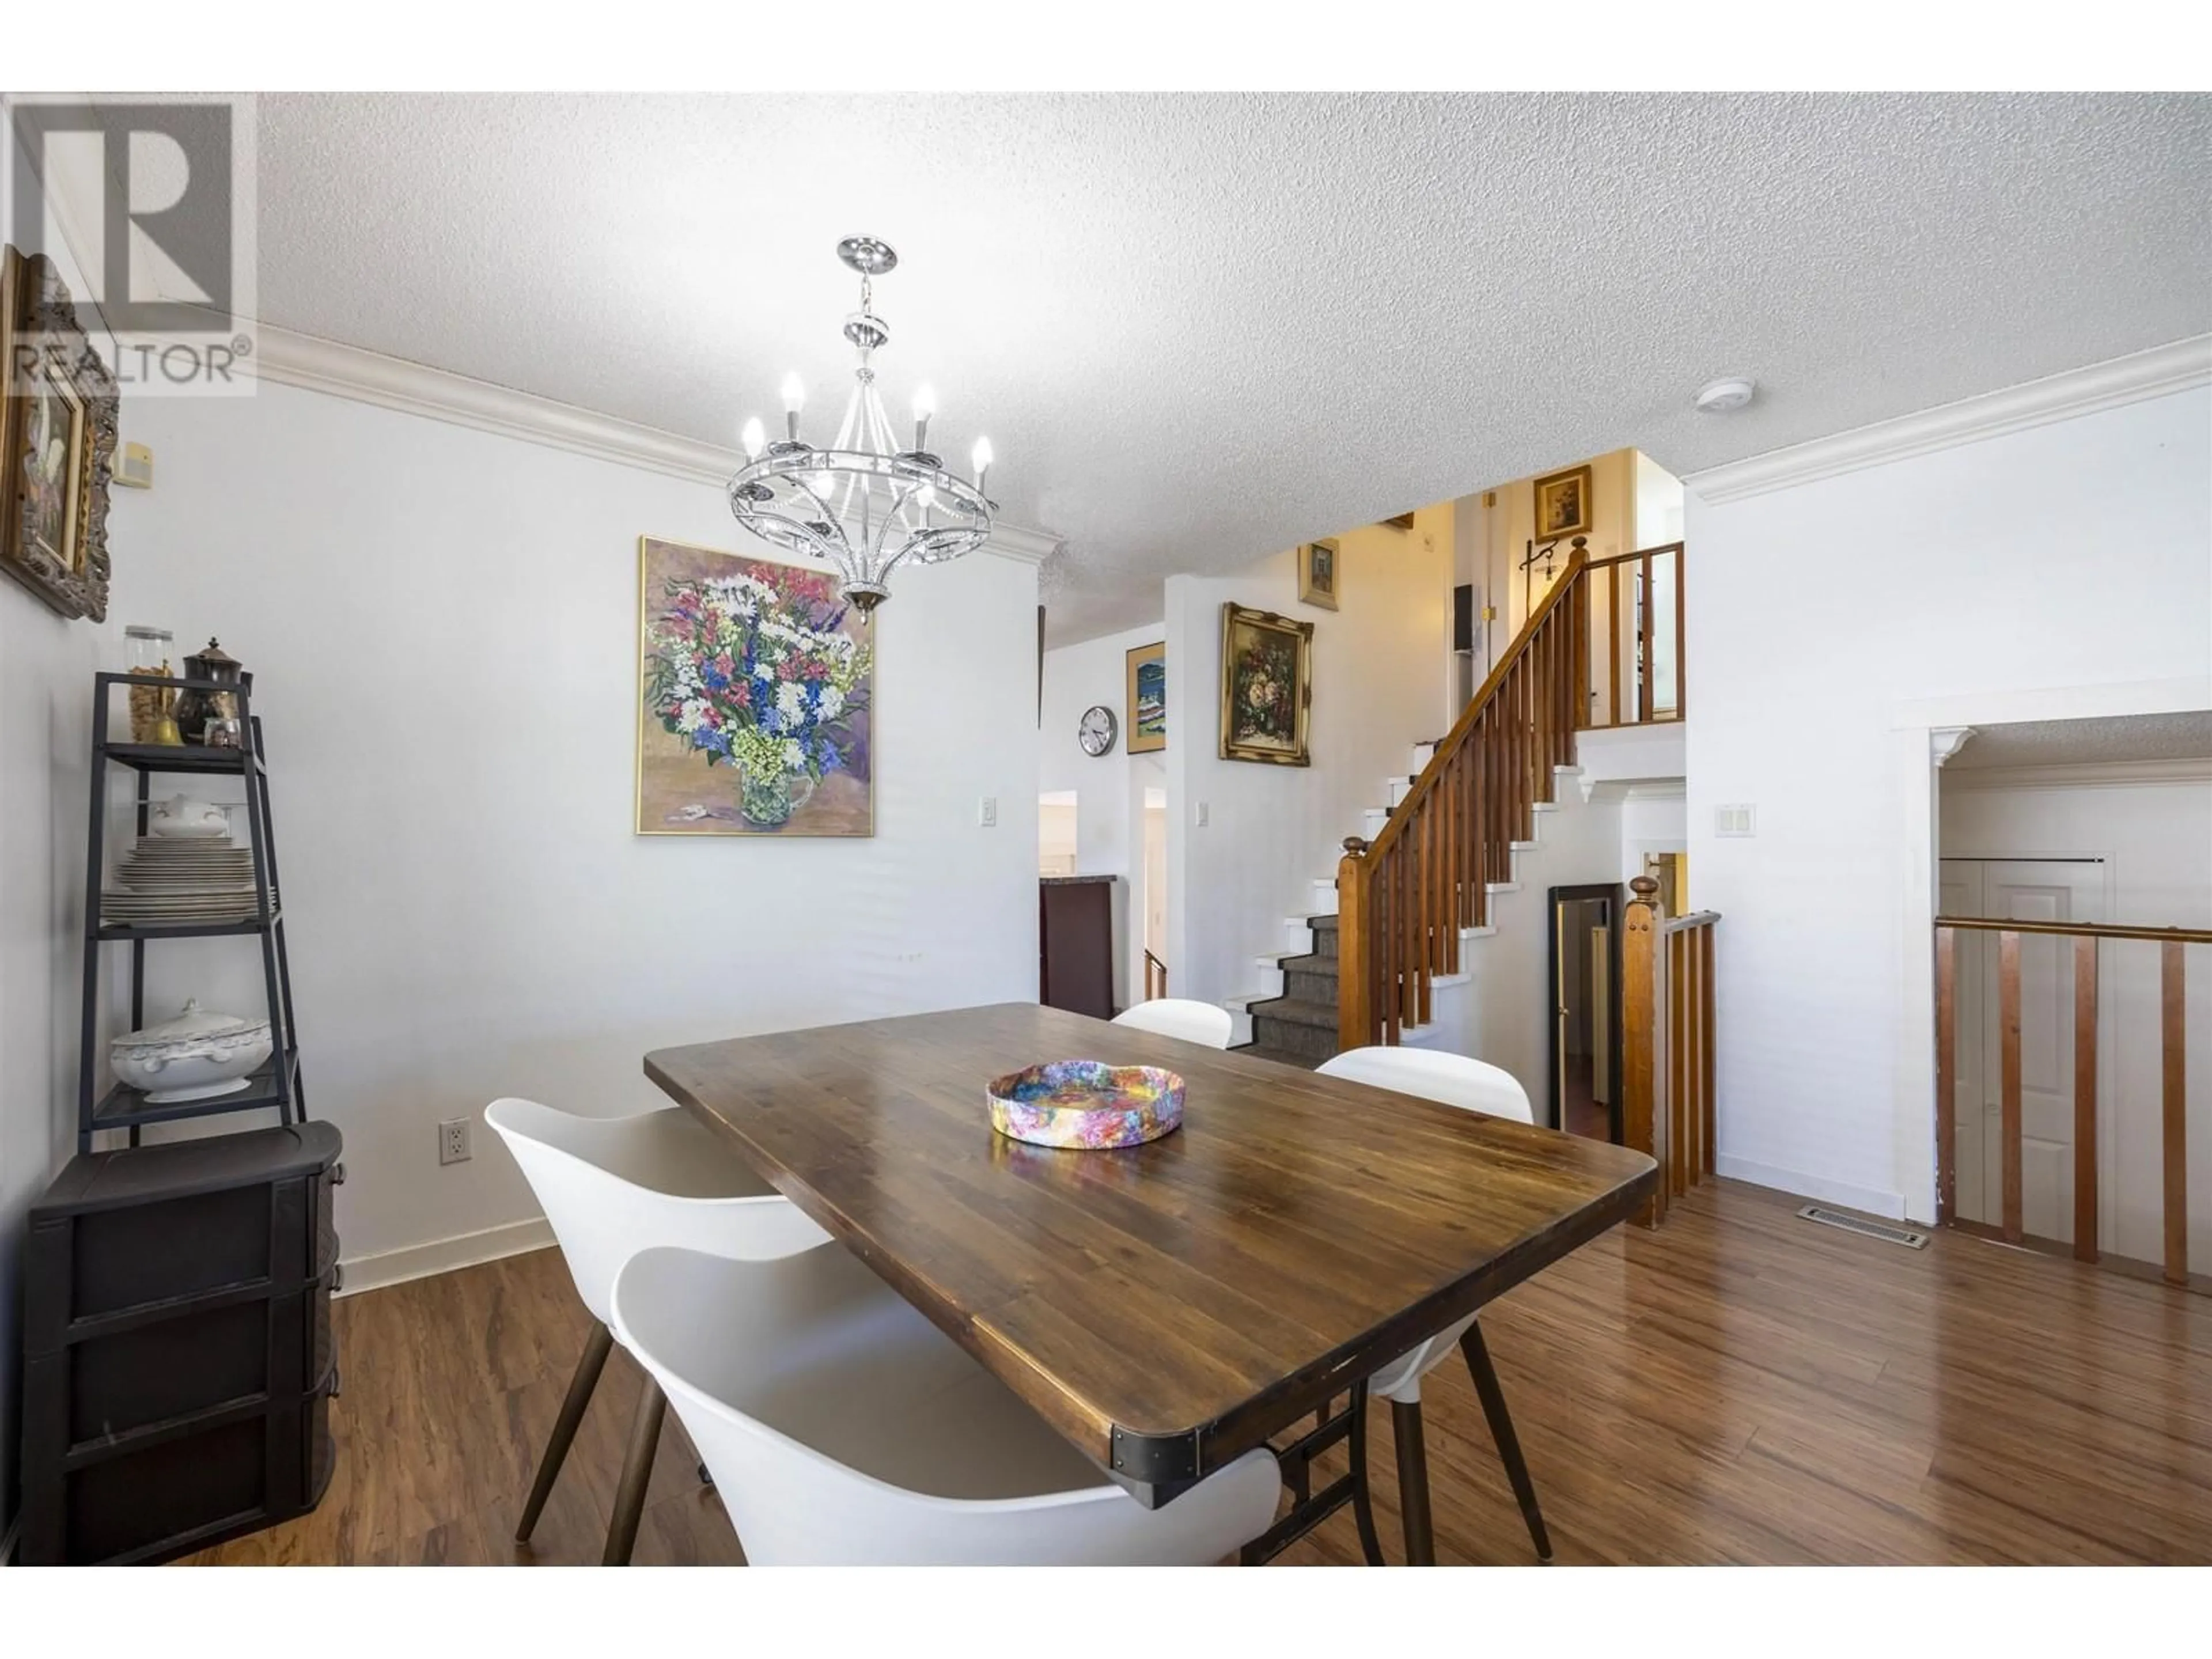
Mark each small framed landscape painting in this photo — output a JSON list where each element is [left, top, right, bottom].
[[635, 535, 875, 836], [1298, 538, 1339, 611], [1218, 603, 1313, 766], [1533, 463, 1592, 541], [1126, 641, 1166, 753]]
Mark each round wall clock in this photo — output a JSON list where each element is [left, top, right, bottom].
[[1078, 704, 1119, 756]]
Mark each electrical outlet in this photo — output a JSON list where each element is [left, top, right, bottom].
[[439, 1118, 472, 1165], [978, 796, 998, 827]]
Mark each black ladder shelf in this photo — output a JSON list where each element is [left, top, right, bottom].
[[78, 671, 308, 1152]]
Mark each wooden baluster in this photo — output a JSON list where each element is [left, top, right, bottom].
[[1608, 561, 1622, 728], [1638, 548, 1654, 725], [1415, 804, 1432, 1029], [1936, 925, 1957, 1226], [1669, 929, 1688, 1197], [1623, 876, 1663, 1226], [1672, 545, 1688, 720], [2163, 941, 2187, 1286], [1699, 921, 1717, 1179], [1999, 929, 2024, 1244], [1336, 839, 1371, 1053], [2074, 935, 2098, 1263]]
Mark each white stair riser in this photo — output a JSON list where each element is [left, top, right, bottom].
[[1310, 878, 1339, 915]]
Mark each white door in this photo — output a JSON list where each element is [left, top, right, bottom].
[[1941, 858, 2105, 1242]]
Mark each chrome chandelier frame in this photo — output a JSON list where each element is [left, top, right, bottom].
[[728, 236, 995, 616]]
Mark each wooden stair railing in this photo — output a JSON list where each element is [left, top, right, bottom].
[[1143, 948, 1168, 1002], [1622, 876, 1719, 1225], [1934, 914, 2208, 1290], [1337, 546, 1589, 1051]]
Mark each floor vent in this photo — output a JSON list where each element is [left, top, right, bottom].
[[1797, 1206, 1929, 1249]]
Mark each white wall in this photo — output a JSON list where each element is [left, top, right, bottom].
[[86, 381, 1041, 1279], [1686, 383, 2212, 1220], [1165, 508, 1452, 1007], [1940, 766, 2212, 1269], [0, 123, 108, 1531], [1039, 620, 1164, 1005]]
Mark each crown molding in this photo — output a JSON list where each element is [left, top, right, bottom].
[[1684, 335, 2212, 505], [232, 322, 1063, 567], [1942, 756, 2212, 791]]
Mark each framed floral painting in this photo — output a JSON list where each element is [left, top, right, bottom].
[[635, 536, 874, 836], [1, 246, 118, 622], [1218, 603, 1313, 766], [1533, 463, 1593, 541]]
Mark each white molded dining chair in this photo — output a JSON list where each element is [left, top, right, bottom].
[[1315, 1046, 1552, 1565], [1112, 997, 1233, 1049], [612, 1244, 1283, 1565], [483, 1096, 831, 1565]]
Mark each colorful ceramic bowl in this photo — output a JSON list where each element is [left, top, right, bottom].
[[986, 1060, 1185, 1150]]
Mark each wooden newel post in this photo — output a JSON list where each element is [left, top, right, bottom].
[[1337, 837, 1372, 1054], [1623, 875, 1665, 1227]]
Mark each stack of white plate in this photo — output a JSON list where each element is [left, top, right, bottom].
[[101, 835, 268, 927]]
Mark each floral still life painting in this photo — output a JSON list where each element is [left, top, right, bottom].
[[1218, 603, 1313, 766], [636, 536, 874, 835]]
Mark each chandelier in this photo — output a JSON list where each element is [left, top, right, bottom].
[[729, 236, 995, 618]]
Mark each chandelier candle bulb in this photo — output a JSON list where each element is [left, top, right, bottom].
[[912, 384, 935, 454], [972, 436, 993, 494], [781, 372, 806, 442], [741, 416, 766, 460]]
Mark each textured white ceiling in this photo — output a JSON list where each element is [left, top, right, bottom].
[[247, 93, 2212, 642], [1950, 711, 2212, 770]]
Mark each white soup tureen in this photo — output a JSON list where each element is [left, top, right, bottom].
[[111, 999, 274, 1103]]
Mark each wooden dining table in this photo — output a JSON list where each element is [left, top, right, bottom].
[[646, 1001, 1657, 1559]]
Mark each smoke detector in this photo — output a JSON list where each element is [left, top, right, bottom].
[[1694, 377, 1756, 414]]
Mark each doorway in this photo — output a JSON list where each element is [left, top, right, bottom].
[[1135, 781, 1168, 1004], [1547, 883, 1623, 1142], [1938, 857, 2110, 1242]]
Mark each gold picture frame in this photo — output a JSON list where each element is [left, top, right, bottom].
[[1218, 603, 1314, 766], [1298, 538, 1339, 611], [1532, 463, 1593, 542], [1125, 640, 1166, 753], [635, 535, 877, 837], [1, 246, 118, 622]]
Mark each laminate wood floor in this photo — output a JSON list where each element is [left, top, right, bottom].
[[181, 1179, 2212, 1566]]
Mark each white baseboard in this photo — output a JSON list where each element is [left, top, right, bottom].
[[337, 1216, 555, 1298], [1715, 1155, 1907, 1221]]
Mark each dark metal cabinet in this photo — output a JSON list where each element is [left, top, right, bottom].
[[19, 1120, 343, 1565]]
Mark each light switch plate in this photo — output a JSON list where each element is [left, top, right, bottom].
[[978, 796, 998, 828], [1195, 801, 1210, 828], [1715, 804, 1756, 837]]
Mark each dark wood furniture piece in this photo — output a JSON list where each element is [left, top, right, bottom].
[[18, 1120, 343, 1565], [1039, 874, 1115, 1020], [645, 1002, 1656, 1561], [81, 677, 305, 1152]]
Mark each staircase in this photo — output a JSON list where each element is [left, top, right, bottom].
[[1228, 537, 1689, 1074], [1226, 739, 1562, 1067], [1238, 914, 1338, 1067]]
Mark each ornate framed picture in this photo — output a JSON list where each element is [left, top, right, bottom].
[[1, 247, 118, 621], [636, 535, 876, 836], [1125, 640, 1166, 753], [1532, 463, 1592, 543], [1298, 538, 1339, 611], [1218, 603, 1314, 766]]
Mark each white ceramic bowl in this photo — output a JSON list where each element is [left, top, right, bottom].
[[111, 999, 274, 1103]]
